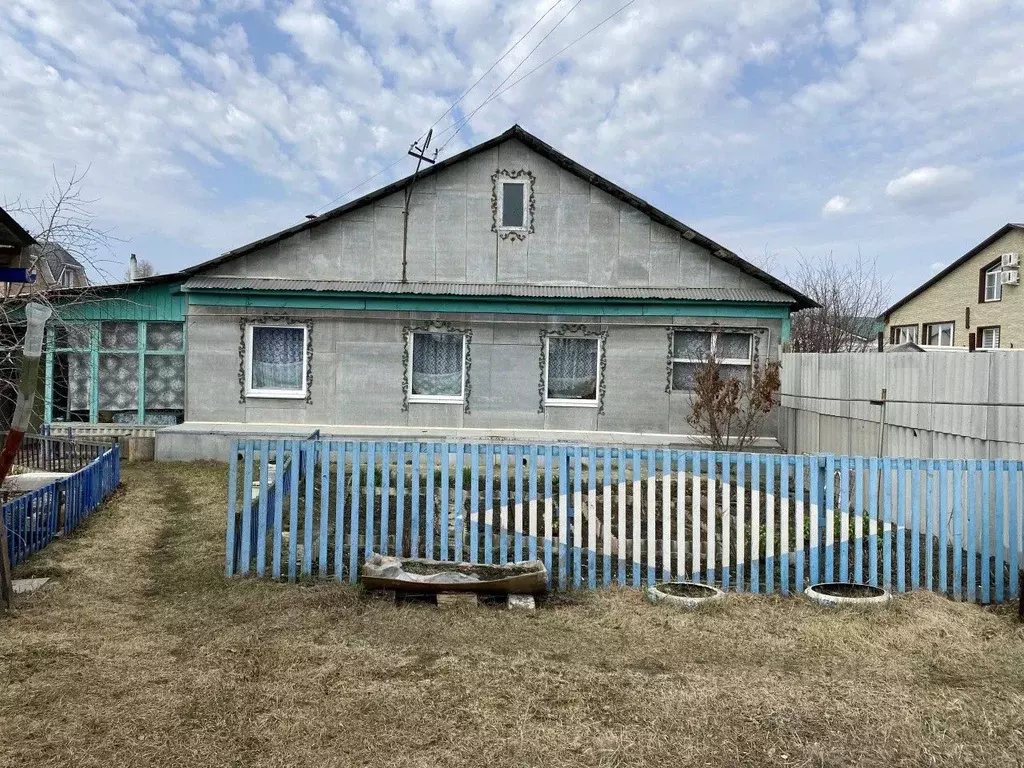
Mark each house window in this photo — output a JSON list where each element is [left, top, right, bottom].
[[979, 326, 1000, 349], [501, 182, 525, 228], [544, 336, 601, 405], [890, 325, 918, 345], [408, 331, 467, 403], [923, 322, 954, 347], [492, 170, 535, 239], [984, 264, 1002, 302], [671, 330, 753, 391], [245, 325, 308, 398]]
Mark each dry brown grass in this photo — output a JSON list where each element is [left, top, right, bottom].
[[2, 462, 1024, 767]]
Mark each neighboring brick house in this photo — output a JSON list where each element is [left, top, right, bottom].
[[882, 224, 1024, 350]]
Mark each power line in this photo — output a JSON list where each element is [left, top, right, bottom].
[[424, 0, 569, 138], [313, 0, 575, 217], [435, 0, 639, 154], [435, 0, 590, 153]]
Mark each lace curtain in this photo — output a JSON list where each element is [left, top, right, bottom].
[[547, 337, 598, 400], [251, 326, 305, 391], [411, 332, 464, 396]]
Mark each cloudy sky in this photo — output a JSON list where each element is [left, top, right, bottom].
[[2, 0, 1023, 298]]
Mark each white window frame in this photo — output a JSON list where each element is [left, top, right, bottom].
[[890, 325, 918, 345], [980, 326, 1000, 349], [244, 323, 309, 399], [923, 322, 954, 347], [671, 330, 754, 391], [984, 264, 1002, 302], [497, 175, 530, 233], [407, 331, 467, 405], [544, 335, 602, 408]]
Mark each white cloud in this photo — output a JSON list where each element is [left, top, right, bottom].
[[885, 166, 977, 215], [0, 0, 1022, 296], [822, 195, 854, 217]]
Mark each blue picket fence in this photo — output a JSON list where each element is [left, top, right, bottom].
[[3, 442, 121, 568], [225, 439, 1023, 604]]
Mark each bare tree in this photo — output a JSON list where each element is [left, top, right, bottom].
[[1, 167, 123, 428], [124, 258, 157, 281], [788, 250, 891, 353], [686, 351, 782, 451]]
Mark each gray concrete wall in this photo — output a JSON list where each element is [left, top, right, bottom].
[[779, 351, 1024, 459], [207, 138, 785, 295], [184, 305, 782, 437]]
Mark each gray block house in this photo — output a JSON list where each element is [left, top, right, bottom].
[[152, 126, 813, 459]]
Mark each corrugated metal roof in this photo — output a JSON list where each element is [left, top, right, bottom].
[[182, 276, 795, 303]]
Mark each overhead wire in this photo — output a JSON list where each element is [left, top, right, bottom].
[[311, 0, 575, 216], [434, 0, 639, 154], [434, 0, 589, 153]]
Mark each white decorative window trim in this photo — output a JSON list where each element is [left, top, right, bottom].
[[243, 322, 310, 400], [665, 326, 768, 393], [491, 169, 535, 241], [538, 326, 607, 412], [406, 330, 469, 406]]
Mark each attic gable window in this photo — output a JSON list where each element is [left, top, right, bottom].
[[491, 169, 535, 240]]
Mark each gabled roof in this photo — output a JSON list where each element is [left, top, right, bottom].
[[881, 223, 1024, 319], [184, 125, 816, 309]]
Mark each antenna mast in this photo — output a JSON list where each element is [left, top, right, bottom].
[[401, 129, 437, 283]]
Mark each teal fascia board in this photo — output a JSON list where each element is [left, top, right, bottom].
[[185, 289, 792, 319]]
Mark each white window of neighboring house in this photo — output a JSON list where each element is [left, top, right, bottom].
[[545, 336, 601, 406], [671, 330, 753, 391], [245, 324, 308, 398], [984, 264, 1002, 302], [980, 327, 1000, 349], [923, 322, 954, 347], [890, 325, 918, 345], [408, 331, 467, 403]]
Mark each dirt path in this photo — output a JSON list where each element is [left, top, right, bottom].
[[2, 462, 1024, 767]]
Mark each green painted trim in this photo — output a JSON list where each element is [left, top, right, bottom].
[[186, 291, 792, 320], [781, 314, 792, 343], [44, 327, 54, 423], [137, 321, 146, 424], [89, 325, 99, 422]]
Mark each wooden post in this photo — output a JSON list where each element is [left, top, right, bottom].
[[0, 303, 53, 612]]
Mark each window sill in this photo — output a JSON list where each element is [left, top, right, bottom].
[[408, 395, 465, 405], [544, 400, 600, 408], [245, 390, 307, 400]]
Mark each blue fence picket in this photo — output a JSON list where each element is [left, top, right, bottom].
[[868, 457, 879, 588], [396, 443, 406, 559], [559, 448, 570, 589], [967, 463, 978, 603], [348, 442, 361, 584], [779, 455, 788, 596], [453, 443, 464, 562], [911, 458, 921, 591], [515, 445, 524, 563], [380, 443, 392, 559], [574, 447, 583, 589], [529, 445, 539, 563], [273, 439, 286, 580], [544, 445, 554, 586], [333, 442, 346, 580], [953, 462, 963, 600], [486, 444, 496, 566], [854, 456, 864, 585], [319, 440, 330, 576], [499, 445, 509, 565], [1010, 467, 1019, 600], [925, 462, 934, 593], [995, 459, 1005, 603], [980, 461, 991, 604], [591, 446, 600, 589], [470, 444, 480, 564], [425, 443, 435, 560], [256, 442, 269, 576]]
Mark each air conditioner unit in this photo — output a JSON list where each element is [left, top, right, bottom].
[[1001, 268, 1019, 285], [1001, 252, 1020, 268]]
